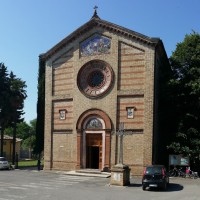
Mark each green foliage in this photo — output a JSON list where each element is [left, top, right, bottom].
[[0, 63, 27, 157], [24, 119, 37, 150], [167, 32, 200, 164], [0, 63, 27, 126], [34, 57, 45, 154], [22, 135, 36, 150], [17, 122, 30, 139], [0, 63, 10, 128], [5, 119, 37, 150], [8, 71, 27, 124]]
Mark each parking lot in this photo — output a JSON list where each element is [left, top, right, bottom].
[[0, 169, 200, 200]]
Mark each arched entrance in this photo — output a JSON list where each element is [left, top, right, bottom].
[[86, 134, 101, 169], [84, 117, 104, 169], [76, 109, 112, 171]]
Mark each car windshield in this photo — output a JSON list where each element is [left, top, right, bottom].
[[145, 167, 162, 174], [0, 157, 6, 161]]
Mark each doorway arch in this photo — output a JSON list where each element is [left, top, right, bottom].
[[76, 109, 112, 171]]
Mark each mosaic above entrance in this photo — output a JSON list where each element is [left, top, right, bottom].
[[80, 34, 111, 56], [86, 118, 103, 129]]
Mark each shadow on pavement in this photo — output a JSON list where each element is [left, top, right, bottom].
[[167, 183, 184, 192], [128, 183, 142, 187], [144, 183, 184, 192], [14, 165, 44, 171]]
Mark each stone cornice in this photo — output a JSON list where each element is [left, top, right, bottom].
[[52, 95, 73, 101]]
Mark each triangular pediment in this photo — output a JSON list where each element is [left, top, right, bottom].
[[40, 16, 162, 60]]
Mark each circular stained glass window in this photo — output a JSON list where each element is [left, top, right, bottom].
[[88, 71, 105, 88], [77, 60, 113, 98]]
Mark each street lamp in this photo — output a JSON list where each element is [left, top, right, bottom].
[[12, 106, 17, 166], [11, 96, 22, 167]]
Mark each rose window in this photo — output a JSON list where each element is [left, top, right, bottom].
[[88, 71, 105, 88]]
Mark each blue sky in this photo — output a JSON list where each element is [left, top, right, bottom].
[[0, 0, 200, 123]]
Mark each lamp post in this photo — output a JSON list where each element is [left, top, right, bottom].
[[12, 111, 17, 166], [0, 108, 6, 157], [11, 96, 22, 167]]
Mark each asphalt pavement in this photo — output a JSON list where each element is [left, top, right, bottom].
[[0, 169, 200, 200]]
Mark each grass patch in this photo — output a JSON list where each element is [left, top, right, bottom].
[[18, 160, 38, 167], [8, 159, 44, 169]]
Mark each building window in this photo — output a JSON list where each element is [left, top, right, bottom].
[[126, 107, 136, 119], [59, 109, 67, 120]]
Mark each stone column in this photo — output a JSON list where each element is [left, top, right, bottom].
[[76, 130, 81, 169], [110, 123, 130, 186], [103, 131, 111, 171]]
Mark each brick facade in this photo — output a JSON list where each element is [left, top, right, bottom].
[[40, 14, 169, 175]]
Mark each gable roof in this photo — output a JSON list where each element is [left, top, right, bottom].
[[40, 14, 163, 61]]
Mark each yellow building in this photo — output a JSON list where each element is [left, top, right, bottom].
[[0, 135, 22, 161]]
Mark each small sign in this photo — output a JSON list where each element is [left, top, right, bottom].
[[180, 157, 189, 166], [169, 155, 190, 166], [59, 109, 67, 120], [126, 107, 135, 119]]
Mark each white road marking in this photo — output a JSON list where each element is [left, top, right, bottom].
[[8, 186, 28, 190]]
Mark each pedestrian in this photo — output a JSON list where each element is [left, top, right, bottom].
[[186, 166, 190, 177]]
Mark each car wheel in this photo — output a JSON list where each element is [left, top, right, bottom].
[[142, 185, 146, 191]]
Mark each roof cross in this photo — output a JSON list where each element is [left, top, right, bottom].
[[92, 5, 100, 19], [94, 5, 98, 12]]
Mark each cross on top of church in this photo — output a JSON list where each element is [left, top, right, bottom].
[[92, 5, 100, 19], [94, 5, 98, 12]]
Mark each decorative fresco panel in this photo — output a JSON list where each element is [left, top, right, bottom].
[[80, 34, 111, 56], [86, 118, 103, 129]]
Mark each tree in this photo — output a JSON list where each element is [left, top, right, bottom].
[[5, 119, 37, 155], [22, 119, 36, 151], [5, 121, 30, 141], [0, 63, 27, 159], [8, 72, 27, 164], [167, 32, 200, 170], [0, 63, 12, 156], [35, 56, 45, 156]]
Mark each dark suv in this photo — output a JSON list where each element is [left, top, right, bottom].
[[142, 165, 169, 190]]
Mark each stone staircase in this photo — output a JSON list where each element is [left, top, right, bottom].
[[64, 169, 111, 178]]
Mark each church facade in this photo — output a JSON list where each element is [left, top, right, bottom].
[[40, 11, 169, 175]]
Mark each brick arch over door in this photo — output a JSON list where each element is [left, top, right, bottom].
[[76, 109, 112, 171]]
